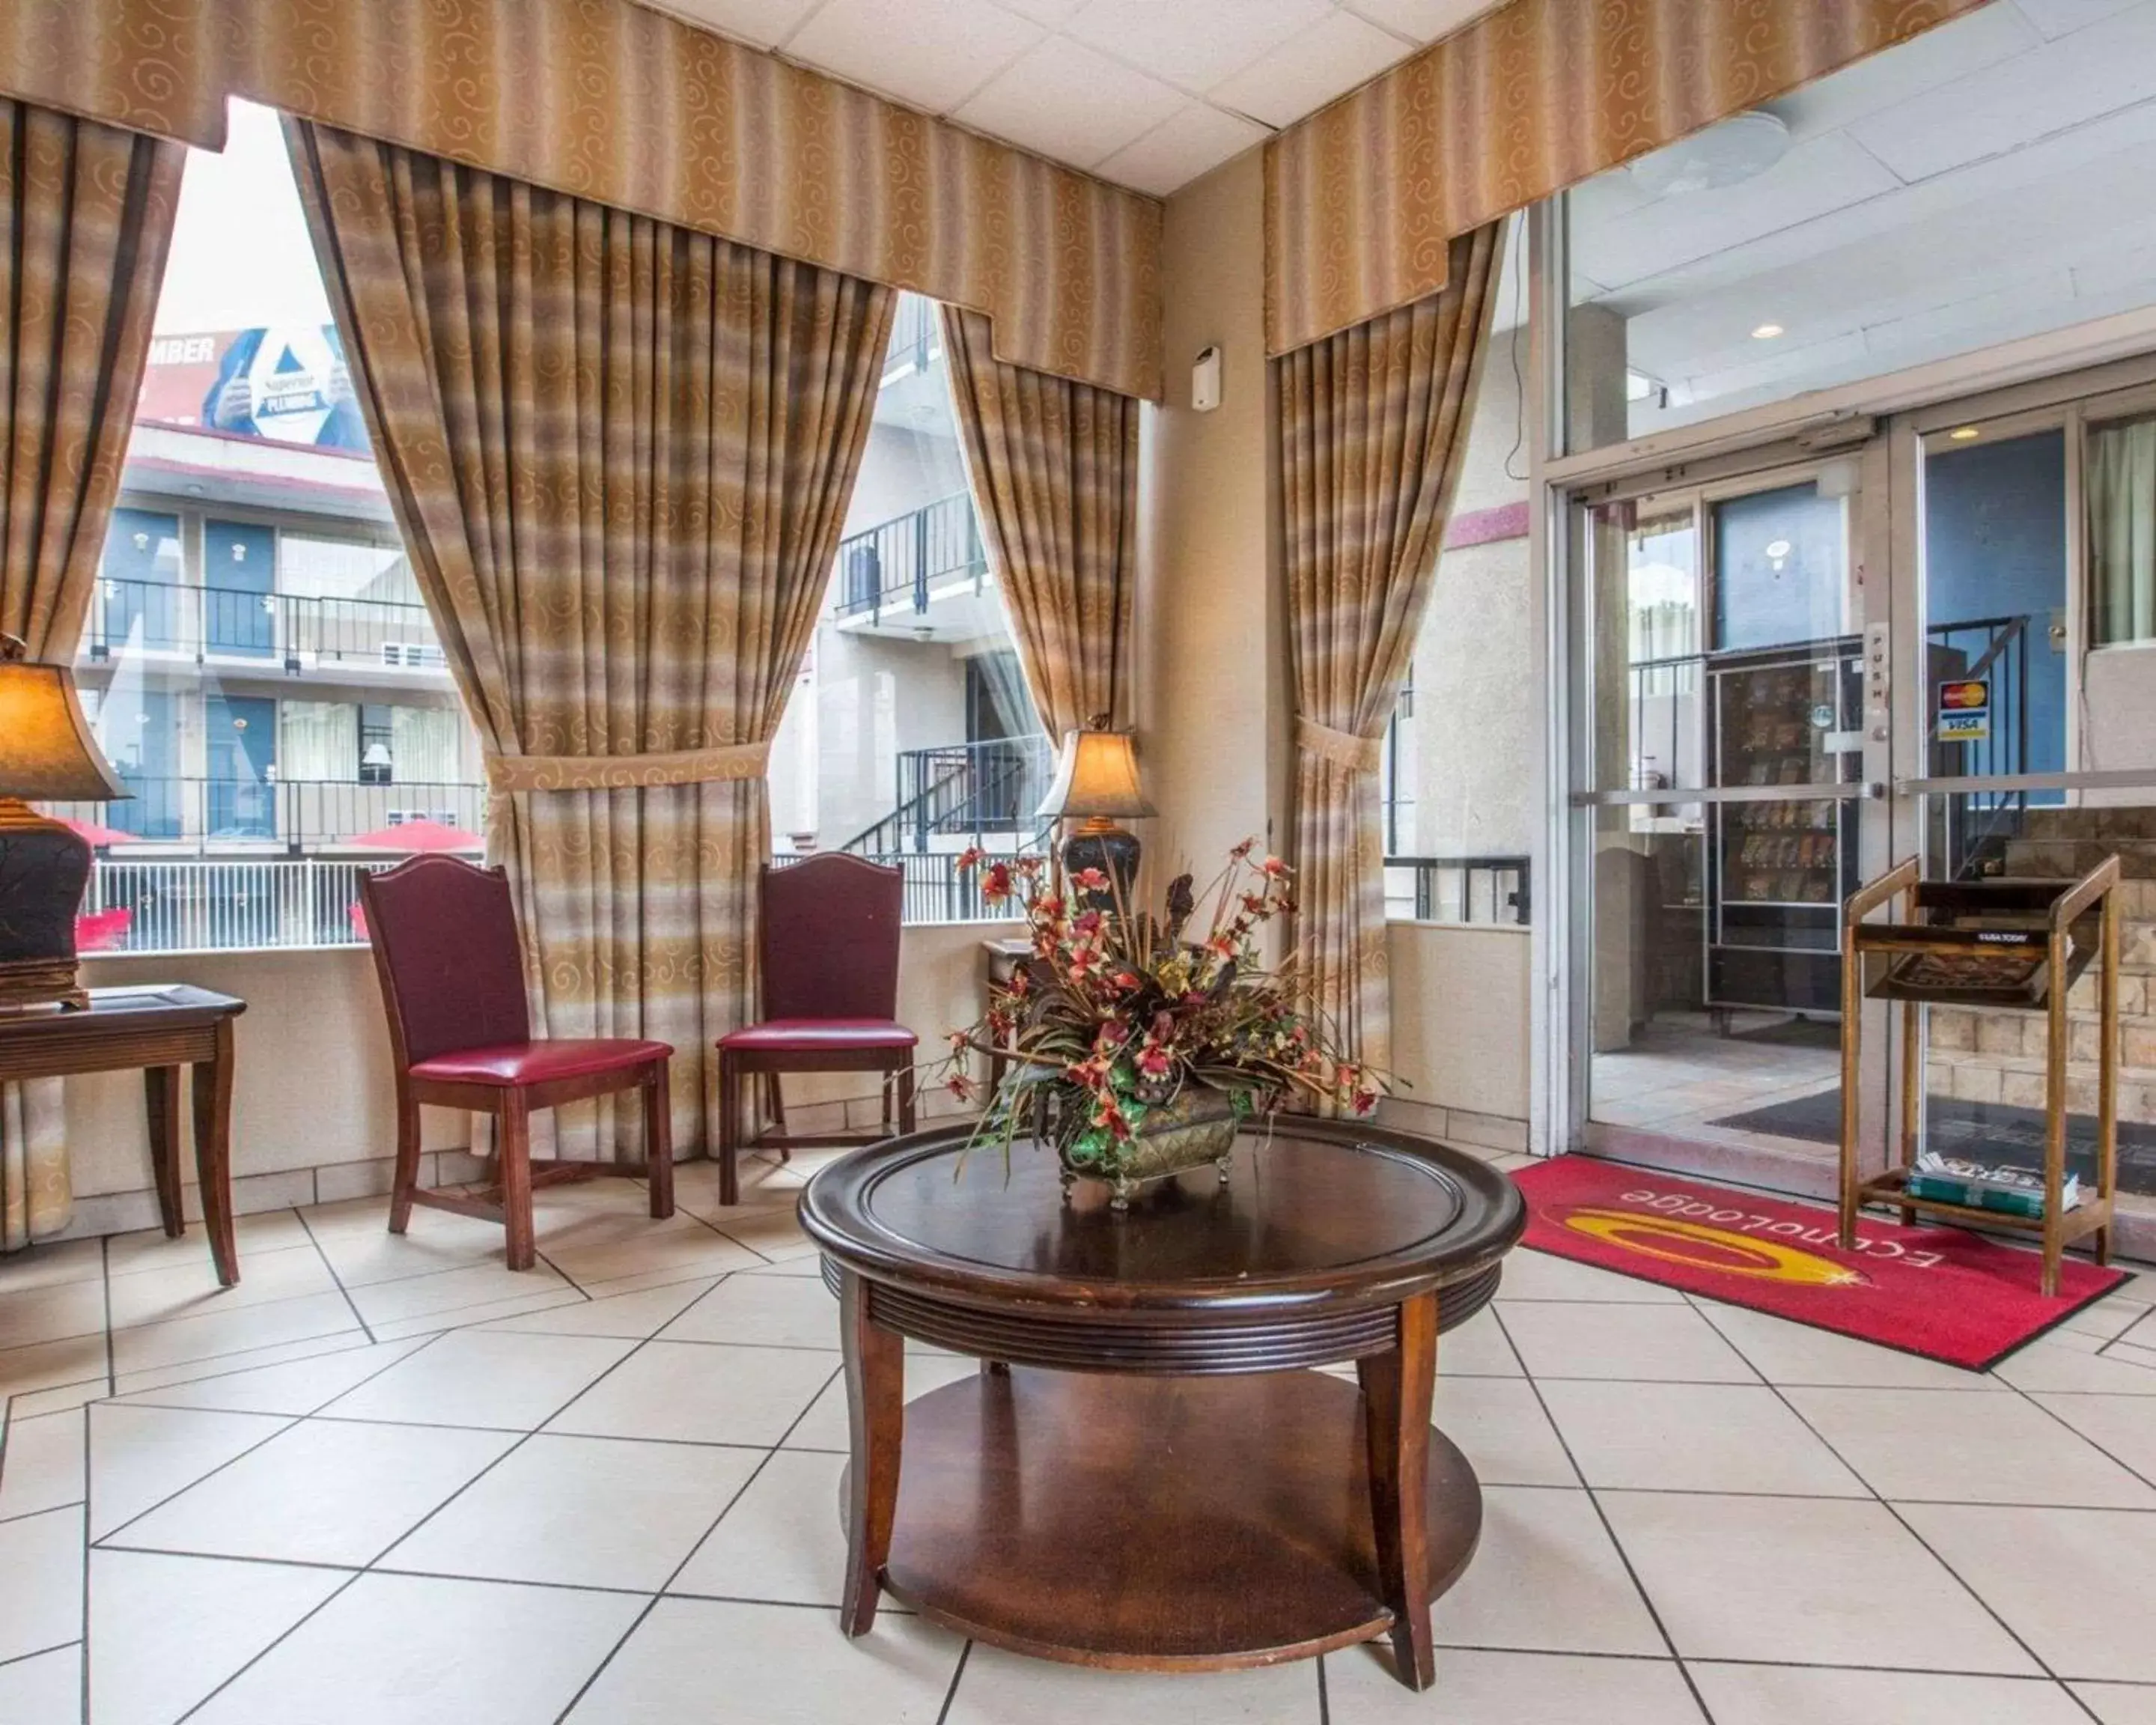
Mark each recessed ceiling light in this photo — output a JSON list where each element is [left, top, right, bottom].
[[1751, 323, 1785, 341], [1949, 425, 1982, 441]]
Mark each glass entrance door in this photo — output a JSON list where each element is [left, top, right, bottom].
[[1570, 449, 1890, 1178]]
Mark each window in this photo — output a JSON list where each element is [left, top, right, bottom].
[[2090, 413, 2156, 645], [765, 290, 1046, 922], [1380, 216, 1534, 927], [1562, 5, 2156, 453], [44, 99, 484, 956]]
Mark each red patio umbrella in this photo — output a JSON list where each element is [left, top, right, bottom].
[[58, 816, 135, 848], [347, 818, 484, 854]]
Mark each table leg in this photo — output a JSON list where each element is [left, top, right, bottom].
[[191, 1019, 239, 1288], [144, 1065, 184, 1238], [839, 1267, 904, 1637], [1357, 1290, 1439, 1690]]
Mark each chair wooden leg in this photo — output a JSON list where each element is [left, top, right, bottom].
[[389, 1086, 423, 1235], [765, 1072, 790, 1163], [645, 1059, 675, 1220], [896, 1059, 916, 1134], [499, 1091, 535, 1271], [719, 1050, 741, 1208]]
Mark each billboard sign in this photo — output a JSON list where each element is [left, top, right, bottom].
[[137, 325, 371, 453]]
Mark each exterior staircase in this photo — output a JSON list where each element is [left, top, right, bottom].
[[1925, 807, 2156, 1123]]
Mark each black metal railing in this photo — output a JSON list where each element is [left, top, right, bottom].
[[884, 294, 940, 380], [834, 493, 988, 621], [41, 776, 485, 853], [771, 848, 1038, 925], [85, 576, 445, 669], [1383, 855, 1531, 925], [1928, 613, 2032, 880], [842, 735, 1053, 855]]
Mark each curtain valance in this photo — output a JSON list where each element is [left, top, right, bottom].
[[0, 0, 1163, 401], [1264, 0, 1994, 357]]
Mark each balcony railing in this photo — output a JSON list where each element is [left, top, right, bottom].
[[771, 849, 1033, 926], [1383, 855, 1532, 926], [43, 776, 485, 853], [884, 294, 940, 380], [85, 576, 445, 671], [833, 493, 987, 621], [844, 736, 1053, 854]]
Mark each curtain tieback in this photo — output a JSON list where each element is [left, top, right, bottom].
[[1294, 717, 1384, 775], [485, 741, 770, 792]]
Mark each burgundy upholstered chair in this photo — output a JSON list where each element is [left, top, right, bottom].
[[716, 853, 916, 1205], [359, 855, 674, 1270]]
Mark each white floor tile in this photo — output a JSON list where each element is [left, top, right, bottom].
[[1540, 1381, 1865, 1497], [344, 1262, 574, 1330], [2034, 1391, 2156, 1484], [1327, 1646, 1704, 1723], [109, 1338, 432, 1417], [1499, 1303, 1757, 1383], [1993, 1333, 2156, 1395], [1690, 1664, 2093, 1725], [0, 1506, 83, 1662], [109, 1293, 358, 1378], [658, 1273, 840, 1350], [705, 1208, 820, 1262], [538, 1214, 761, 1289], [1437, 1306, 1523, 1378], [88, 1403, 290, 1539], [1431, 1486, 1663, 1657], [106, 1211, 309, 1275], [783, 1354, 978, 1452], [2075, 1682, 2156, 1724], [1785, 1386, 2156, 1506], [307, 1214, 505, 1289], [106, 1331, 390, 1402], [0, 1279, 105, 1352], [368, 1286, 591, 1341], [106, 1245, 337, 1331], [1900, 1503, 2156, 1682], [1600, 1492, 2038, 1672], [2062, 1294, 2153, 1344], [1695, 1300, 2010, 1390], [106, 1417, 517, 1568], [948, 1644, 1322, 1722], [189, 1572, 642, 1725], [1497, 1250, 1686, 1303], [670, 1449, 846, 1605], [320, 1330, 636, 1432], [0, 1333, 109, 1407], [546, 1341, 835, 1447], [1431, 1375, 1577, 1488], [87, 1548, 347, 1725], [563, 1597, 960, 1724], [477, 1277, 716, 1339], [0, 1408, 85, 1522], [0, 1236, 102, 1294], [0, 1643, 80, 1725], [384, 1432, 759, 1592]]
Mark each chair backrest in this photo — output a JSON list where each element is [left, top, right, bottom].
[[359, 854, 532, 1068], [760, 853, 905, 1022]]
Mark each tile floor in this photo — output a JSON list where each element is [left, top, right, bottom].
[[1, 1144, 2155, 1724]]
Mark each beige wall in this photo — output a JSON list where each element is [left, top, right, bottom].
[[54, 922, 1018, 1241], [1136, 147, 1288, 886], [1381, 922, 1532, 1149]]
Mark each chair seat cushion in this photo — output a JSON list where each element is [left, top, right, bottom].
[[719, 1017, 918, 1053], [410, 1038, 672, 1086]]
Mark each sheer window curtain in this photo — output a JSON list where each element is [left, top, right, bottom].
[[286, 116, 892, 1160], [2091, 417, 2156, 646], [280, 702, 359, 781], [1275, 225, 1502, 1090], [1, 99, 183, 1250], [391, 706, 463, 786]]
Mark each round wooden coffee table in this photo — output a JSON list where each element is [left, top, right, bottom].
[[797, 1116, 1524, 1690]]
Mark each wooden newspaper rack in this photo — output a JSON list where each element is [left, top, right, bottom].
[[1839, 856, 2120, 1297]]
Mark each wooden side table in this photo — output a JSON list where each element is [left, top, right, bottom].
[[0, 985, 247, 1285], [800, 1117, 1524, 1691]]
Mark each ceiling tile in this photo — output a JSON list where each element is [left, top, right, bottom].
[[2014, 0, 2148, 39], [1765, 4, 2041, 147], [1211, 10, 1411, 129], [1063, 0, 1330, 93], [639, 0, 823, 49], [1343, 0, 1502, 45], [787, 0, 1043, 114], [955, 37, 1188, 169], [992, 0, 1088, 21], [1094, 103, 1269, 196]]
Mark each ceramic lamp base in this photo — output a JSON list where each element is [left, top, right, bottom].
[[0, 803, 93, 1011], [1062, 819, 1140, 905]]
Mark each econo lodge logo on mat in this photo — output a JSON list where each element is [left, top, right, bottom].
[[1557, 1205, 1870, 1288]]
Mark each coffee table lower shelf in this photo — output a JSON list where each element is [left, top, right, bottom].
[[860, 1365, 1483, 1673]]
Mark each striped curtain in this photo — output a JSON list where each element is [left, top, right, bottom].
[[288, 118, 893, 1159], [939, 304, 1139, 736], [1277, 225, 1502, 1086], [0, 99, 183, 1250]]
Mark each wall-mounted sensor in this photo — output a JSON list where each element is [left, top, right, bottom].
[[1192, 345, 1222, 412]]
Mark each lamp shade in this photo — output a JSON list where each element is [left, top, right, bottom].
[[1035, 728, 1155, 822], [0, 651, 129, 803]]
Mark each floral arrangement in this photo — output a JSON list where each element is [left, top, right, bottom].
[[945, 839, 1386, 1181]]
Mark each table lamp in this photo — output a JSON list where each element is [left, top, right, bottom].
[[0, 634, 130, 1011], [1036, 721, 1154, 901]]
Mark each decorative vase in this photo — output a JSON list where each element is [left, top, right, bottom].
[[1059, 1086, 1243, 1211]]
